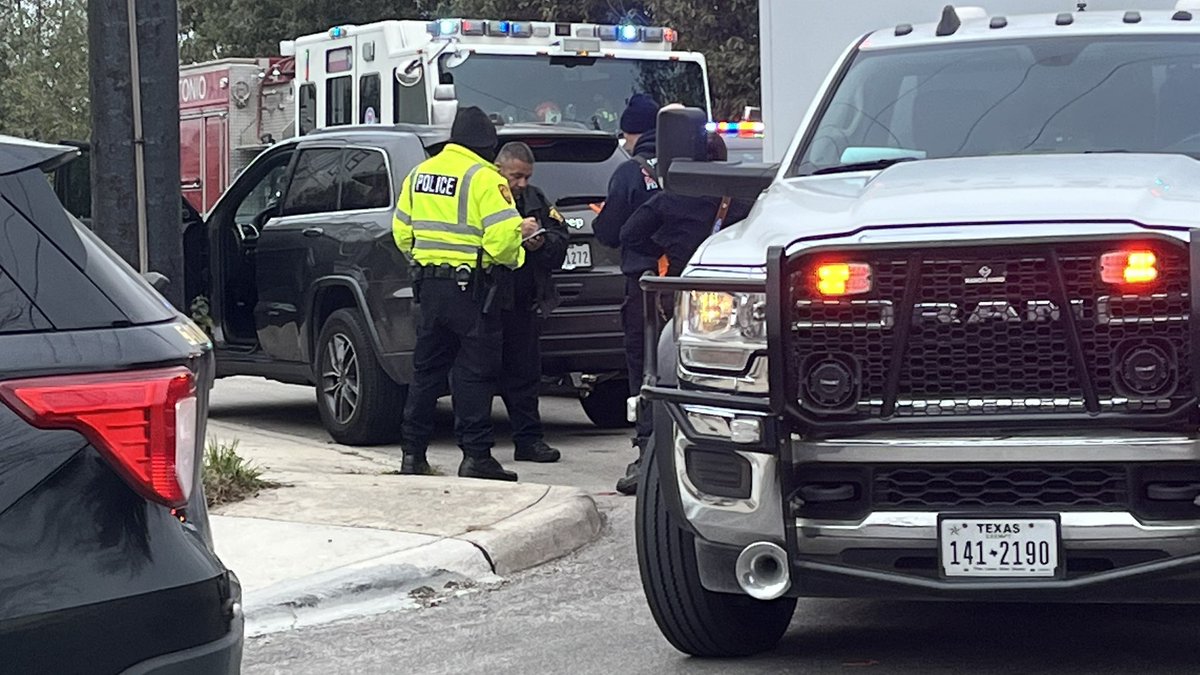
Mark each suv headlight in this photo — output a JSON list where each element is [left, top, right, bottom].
[[676, 291, 767, 372]]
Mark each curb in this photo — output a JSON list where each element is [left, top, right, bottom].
[[461, 486, 605, 575], [237, 486, 603, 636], [242, 537, 498, 636]]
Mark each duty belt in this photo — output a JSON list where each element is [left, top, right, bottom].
[[413, 263, 473, 282]]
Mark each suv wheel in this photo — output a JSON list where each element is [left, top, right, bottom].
[[315, 309, 406, 445], [636, 426, 796, 657], [579, 379, 632, 428]]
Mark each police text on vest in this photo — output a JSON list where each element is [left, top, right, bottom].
[[413, 174, 459, 196]]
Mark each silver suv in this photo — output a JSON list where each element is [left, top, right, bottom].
[[637, 6, 1200, 657]]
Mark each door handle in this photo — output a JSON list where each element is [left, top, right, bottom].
[[302, 227, 324, 238]]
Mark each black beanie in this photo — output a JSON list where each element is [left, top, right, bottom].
[[620, 93, 660, 135], [450, 106, 498, 158]]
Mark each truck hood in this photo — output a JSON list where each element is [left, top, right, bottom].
[[695, 153, 1200, 267]]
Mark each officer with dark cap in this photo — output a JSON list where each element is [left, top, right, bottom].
[[393, 106, 538, 482], [593, 93, 662, 495]]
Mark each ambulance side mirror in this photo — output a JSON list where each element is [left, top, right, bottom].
[[431, 85, 459, 127]]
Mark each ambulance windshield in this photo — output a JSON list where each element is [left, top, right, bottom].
[[439, 53, 706, 131]]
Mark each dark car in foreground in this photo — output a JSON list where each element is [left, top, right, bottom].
[[0, 136, 242, 673]]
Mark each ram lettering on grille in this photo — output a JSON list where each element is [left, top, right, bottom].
[[785, 243, 1193, 421]]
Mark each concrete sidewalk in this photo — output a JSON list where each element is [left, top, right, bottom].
[[205, 420, 604, 636]]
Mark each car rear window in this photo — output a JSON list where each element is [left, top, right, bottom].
[[0, 168, 175, 332]]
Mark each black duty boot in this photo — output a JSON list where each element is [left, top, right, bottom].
[[401, 454, 432, 476], [615, 460, 640, 495], [514, 441, 561, 463], [459, 455, 519, 482]]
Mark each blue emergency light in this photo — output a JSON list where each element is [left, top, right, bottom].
[[439, 19, 459, 35], [619, 24, 640, 41]]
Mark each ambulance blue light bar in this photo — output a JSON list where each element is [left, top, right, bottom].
[[430, 18, 678, 44]]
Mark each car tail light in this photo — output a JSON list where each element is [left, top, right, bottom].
[[815, 262, 872, 296], [1101, 249, 1158, 285], [0, 367, 197, 507]]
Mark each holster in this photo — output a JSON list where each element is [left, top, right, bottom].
[[411, 265, 423, 305]]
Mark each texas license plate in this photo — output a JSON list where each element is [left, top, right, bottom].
[[562, 242, 592, 271], [939, 516, 1060, 578]]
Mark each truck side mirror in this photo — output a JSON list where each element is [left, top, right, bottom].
[[143, 271, 170, 295], [656, 107, 709, 184], [658, 106, 778, 200]]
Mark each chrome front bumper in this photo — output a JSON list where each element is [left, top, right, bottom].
[[675, 422, 1200, 597], [799, 511, 1200, 558]]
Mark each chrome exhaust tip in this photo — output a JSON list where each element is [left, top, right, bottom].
[[735, 541, 791, 600]]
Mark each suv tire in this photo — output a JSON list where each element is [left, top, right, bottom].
[[636, 429, 796, 657], [315, 309, 406, 445], [579, 379, 632, 428]]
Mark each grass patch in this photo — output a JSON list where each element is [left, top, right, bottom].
[[203, 439, 277, 507]]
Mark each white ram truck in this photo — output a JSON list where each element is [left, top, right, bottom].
[[637, 4, 1200, 657]]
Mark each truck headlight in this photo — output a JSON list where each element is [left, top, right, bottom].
[[677, 291, 767, 372]]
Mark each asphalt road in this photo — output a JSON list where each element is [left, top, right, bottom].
[[211, 378, 1200, 674]]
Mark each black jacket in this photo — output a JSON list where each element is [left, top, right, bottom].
[[514, 184, 569, 314], [619, 192, 754, 276], [593, 129, 661, 275]]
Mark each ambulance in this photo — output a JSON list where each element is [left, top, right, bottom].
[[280, 18, 712, 135]]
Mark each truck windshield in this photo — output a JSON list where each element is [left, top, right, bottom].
[[439, 53, 706, 132], [792, 36, 1200, 176]]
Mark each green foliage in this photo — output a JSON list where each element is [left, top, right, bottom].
[[203, 438, 276, 507], [178, 0, 444, 62], [0, 0, 757, 144], [0, 0, 90, 141]]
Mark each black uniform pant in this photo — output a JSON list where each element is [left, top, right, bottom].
[[621, 274, 653, 447], [403, 278, 502, 458], [499, 305, 544, 449]]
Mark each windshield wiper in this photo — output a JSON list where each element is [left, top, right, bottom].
[[810, 157, 919, 176]]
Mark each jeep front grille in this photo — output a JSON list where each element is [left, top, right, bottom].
[[784, 238, 1193, 424]]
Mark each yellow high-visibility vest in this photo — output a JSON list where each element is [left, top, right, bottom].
[[392, 144, 525, 269]]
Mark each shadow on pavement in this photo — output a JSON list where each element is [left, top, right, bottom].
[[756, 600, 1200, 673]]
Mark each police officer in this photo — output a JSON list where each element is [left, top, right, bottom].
[[393, 106, 535, 482], [592, 93, 662, 495], [494, 141, 569, 463]]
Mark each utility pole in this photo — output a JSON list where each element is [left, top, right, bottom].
[[89, 0, 184, 309]]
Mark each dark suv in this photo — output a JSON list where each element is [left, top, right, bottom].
[[0, 137, 242, 672], [191, 124, 628, 444]]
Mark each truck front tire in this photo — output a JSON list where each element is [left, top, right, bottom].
[[315, 309, 406, 445], [636, 430, 796, 657]]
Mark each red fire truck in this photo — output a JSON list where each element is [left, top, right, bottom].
[[177, 57, 296, 213]]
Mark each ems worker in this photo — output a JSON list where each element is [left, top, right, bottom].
[[393, 107, 535, 482], [494, 141, 570, 463]]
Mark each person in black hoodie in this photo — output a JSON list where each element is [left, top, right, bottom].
[[613, 133, 753, 495], [621, 133, 754, 279], [593, 93, 662, 495]]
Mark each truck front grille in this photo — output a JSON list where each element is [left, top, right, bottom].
[[784, 238, 1193, 424], [873, 465, 1128, 509]]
